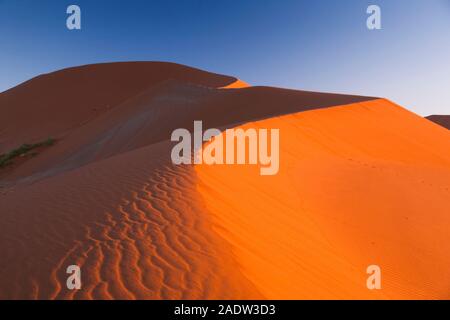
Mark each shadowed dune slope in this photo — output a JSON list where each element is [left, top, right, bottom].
[[0, 62, 238, 152], [0, 140, 263, 299], [426, 115, 450, 130], [196, 99, 450, 299]]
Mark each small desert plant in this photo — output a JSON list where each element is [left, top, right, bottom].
[[0, 137, 56, 168]]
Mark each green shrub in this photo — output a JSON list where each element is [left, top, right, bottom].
[[0, 138, 56, 168]]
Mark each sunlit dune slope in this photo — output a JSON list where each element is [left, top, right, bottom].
[[219, 79, 250, 89], [196, 99, 450, 299]]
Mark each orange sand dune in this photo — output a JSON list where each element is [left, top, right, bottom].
[[196, 99, 450, 299], [1, 62, 449, 299]]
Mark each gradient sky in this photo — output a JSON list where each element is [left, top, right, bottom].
[[1, 0, 449, 115]]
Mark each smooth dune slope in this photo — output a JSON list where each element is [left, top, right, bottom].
[[0, 62, 237, 152], [196, 99, 450, 299]]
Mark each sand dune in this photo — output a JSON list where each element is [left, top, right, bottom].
[[196, 99, 450, 299], [1, 62, 449, 299], [0, 62, 237, 153], [0, 140, 263, 299]]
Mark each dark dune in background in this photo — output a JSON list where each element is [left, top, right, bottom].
[[0, 62, 236, 152], [426, 115, 450, 130]]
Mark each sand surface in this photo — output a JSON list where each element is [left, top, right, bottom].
[[196, 99, 450, 299], [1, 62, 449, 299]]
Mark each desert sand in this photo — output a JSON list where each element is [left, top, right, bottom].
[[0, 62, 449, 299], [197, 99, 450, 299]]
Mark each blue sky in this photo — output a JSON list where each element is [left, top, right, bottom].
[[0, 0, 449, 115]]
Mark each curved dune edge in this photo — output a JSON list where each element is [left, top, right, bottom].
[[195, 98, 450, 299]]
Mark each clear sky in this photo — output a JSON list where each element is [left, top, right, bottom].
[[1, 0, 449, 115]]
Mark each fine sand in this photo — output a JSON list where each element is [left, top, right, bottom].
[[196, 99, 450, 299], [0, 62, 449, 299]]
